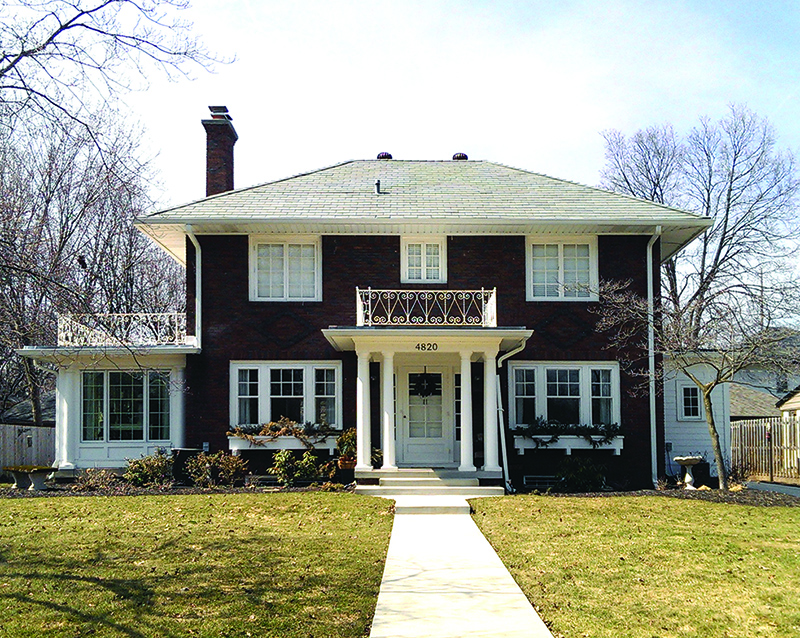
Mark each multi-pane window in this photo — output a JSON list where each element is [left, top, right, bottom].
[[237, 369, 259, 425], [251, 237, 320, 301], [546, 369, 581, 424], [231, 362, 341, 427], [527, 237, 597, 300], [401, 237, 447, 283], [509, 363, 619, 427], [514, 368, 537, 425], [591, 369, 613, 425], [81, 370, 171, 442], [681, 385, 701, 419]]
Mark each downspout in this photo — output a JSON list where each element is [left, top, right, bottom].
[[497, 337, 530, 493], [185, 225, 202, 349], [647, 226, 662, 488]]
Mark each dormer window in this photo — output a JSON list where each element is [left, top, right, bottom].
[[401, 237, 447, 283], [250, 235, 321, 301]]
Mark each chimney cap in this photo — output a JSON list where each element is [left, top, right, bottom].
[[452, 152, 468, 161], [208, 105, 232, 121], [377, 152, 393, 160]]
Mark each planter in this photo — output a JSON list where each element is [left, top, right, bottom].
[[513, 435, 624, 456], [3, 465, 57, 491], [227, 434, 338, 454], [337, 457, 357, 470]]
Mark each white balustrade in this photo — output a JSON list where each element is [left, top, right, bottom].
[[356, 288, 497, 327], [57, 313, 188, 347]]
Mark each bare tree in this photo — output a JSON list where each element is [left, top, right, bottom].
[[598, 105, 800, 490], [0, 0, 221, 134], [0, 111, 184, 424]]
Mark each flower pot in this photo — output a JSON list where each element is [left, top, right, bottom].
[[338, 457, 356, 470]]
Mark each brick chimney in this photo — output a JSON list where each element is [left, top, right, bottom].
[[201, 106, 238, 196]]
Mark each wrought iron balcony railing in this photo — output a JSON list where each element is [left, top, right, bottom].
[[57, 313, 189, 347], [356, 288, 497, 327]]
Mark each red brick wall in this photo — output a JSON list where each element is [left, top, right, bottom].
[[183, 233, 661, 487]]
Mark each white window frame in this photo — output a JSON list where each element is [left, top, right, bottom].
[[525, 235, 598, 301], [678, 383, 703, 421], [508, 361, 620, 427], [249, 235, 322, 302], [80, 369, 172, 443], [229, 361, 343, 428], [401, 236, 447, 284]]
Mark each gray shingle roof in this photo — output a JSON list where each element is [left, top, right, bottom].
[[137, 159, 711, 264]]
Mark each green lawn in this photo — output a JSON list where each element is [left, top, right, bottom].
[[0, 492, 393, 637], [472, 495, 800, 638]]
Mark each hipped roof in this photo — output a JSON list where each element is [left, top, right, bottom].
[[137, 159, 711, 265]]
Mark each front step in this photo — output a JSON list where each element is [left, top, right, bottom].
[[355, 484, 505, 497], [379, 477, 479, 487]]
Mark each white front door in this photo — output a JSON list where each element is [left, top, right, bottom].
[[398, 366, 454, 465]]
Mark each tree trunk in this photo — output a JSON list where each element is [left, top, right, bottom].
[[702, 390, 729, 491]]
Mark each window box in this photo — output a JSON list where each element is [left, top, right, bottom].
[[513, 434, 624, 456], [227, 434, 338, 454]]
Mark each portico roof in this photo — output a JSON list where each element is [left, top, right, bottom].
[[322, 326, 533, 353]]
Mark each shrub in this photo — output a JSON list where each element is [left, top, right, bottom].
[[268, 449, 297, 486], [71, 468, 121, 492], [185, 451, 248, 488], [296, 450, 319, 480], [552, 457, 608, 492], [124, 449, 174, 487]]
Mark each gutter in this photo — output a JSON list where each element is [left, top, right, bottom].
[[647, 226, 662, 488], [185, 225, 202, 349], [496, 337, 530, 493]]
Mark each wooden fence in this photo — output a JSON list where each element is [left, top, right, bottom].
[[731, 417, 800, 483], [0, 424, 55, 475]]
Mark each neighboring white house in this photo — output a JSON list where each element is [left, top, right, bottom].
[[663, 362, 730, 478], [777, 385, 800, 420]]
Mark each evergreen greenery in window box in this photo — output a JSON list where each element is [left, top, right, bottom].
[[227, 417, 338, 452], [514, 417, 622, 448]]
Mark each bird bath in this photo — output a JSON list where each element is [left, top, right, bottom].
[[673, 456, 703, 490]]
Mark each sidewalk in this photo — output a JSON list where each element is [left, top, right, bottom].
[[369, 497, 553, 638]]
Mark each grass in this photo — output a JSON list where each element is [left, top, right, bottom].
[[0, 492, 393, 637], [472, 495, 800, 638]]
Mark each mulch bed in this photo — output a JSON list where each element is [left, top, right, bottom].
[[541, 487, 800, 507]]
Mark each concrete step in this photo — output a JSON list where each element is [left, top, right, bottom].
[[355, 485, 505, 497], [392, 496, 473, 515], [378, 477, 479, 487]]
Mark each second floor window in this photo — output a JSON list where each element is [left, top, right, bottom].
[[526, 236, 598, 301], [401, 237, 447, 283], [250, 236, 321, 301]]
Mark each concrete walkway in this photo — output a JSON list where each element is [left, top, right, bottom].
[[369, 496, 553, 638]]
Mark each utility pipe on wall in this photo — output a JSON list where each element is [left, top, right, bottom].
[[185, 225, 202, 349], [647, 226, 662, 488]]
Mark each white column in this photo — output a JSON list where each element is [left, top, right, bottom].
[[172, 367, 186, 448], [459, 351, 476, 472], [356, 350, 372, 470], [483, 349, 501, 472], [381, 351, 397, 469]]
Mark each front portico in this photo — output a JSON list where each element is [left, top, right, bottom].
[[323, 328, 531, 477]]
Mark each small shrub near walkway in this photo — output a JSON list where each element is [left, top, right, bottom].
[[472, 494, 800, 638], [0, 492, 393, 637]]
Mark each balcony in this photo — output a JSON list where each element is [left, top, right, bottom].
[[57, 313, 189, 347], [356, 288, 497, 327]]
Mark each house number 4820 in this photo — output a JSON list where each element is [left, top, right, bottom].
[[415, 343, 438, 351]]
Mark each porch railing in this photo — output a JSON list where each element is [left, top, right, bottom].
[[57, 313, 189, 347], [356, 288, 497, 327]]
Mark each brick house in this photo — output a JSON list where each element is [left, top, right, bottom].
[[21, 107, 711, 489]]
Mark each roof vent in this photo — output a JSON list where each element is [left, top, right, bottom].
[[377, 152, 393, 160], [452, 152, 468, 160]]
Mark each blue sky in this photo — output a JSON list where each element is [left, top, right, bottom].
[[126, 0, 800, 208]]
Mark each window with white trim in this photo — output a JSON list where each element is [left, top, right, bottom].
[[509, 362, 620, 426], [679, 384, 702, 420], [526, 237, 598, 301], [250, 236, 321, 301], [230, 362, 342, 427], [401, 237, 447, 283], [81, 370, 171, 442]]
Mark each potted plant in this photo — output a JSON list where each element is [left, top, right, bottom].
[[336, 428, 357, 469]]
